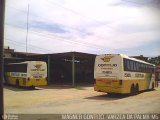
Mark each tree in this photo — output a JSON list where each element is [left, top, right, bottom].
[[148, 56, 160, 65]]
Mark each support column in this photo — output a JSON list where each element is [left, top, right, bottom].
[[0, 0, 5, 117], [47, 55, 50, 85], [72, 53, 75, 87]]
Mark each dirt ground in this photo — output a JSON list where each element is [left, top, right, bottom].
[[4, 84, 160, 114]]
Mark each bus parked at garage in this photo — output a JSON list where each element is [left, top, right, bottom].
[[5, 61, 47, 87], [94, 54, 155, 95]]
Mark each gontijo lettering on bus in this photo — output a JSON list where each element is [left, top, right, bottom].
[[98, 64, 117, 67]]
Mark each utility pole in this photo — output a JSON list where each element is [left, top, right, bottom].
[[26, 4, 29, 56], [72, 53, 75, 87], [0, 0, 5, 118], [47, 55, 50, 85]]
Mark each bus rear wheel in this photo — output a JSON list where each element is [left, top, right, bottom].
[[130, 85, 136, 96], [135, 84, 139, 95]]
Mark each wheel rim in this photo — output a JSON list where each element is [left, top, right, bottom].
[[131, 85, 135, 95]]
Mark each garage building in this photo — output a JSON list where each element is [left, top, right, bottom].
[[4, 52, 96, 86]]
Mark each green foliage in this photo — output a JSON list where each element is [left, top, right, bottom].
[[148, 56, 160, 65]]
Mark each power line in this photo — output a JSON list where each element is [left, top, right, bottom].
[[6, 4, 114, 42], [5, 3, 131, 54], [5, 24, 102, 53], [45, 0, 115, 30], [7, 0, 112, 30], [6, 0, 143, 49], [45, 0, 111, 26], [5, 23, 110, 51], [5, 3, 117, 52], [5, 38, 55, 53], [6, 38, 53, 52]]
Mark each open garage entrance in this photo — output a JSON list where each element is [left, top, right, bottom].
[[28, 52, 96, 86]]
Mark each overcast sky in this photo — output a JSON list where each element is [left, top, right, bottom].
[[4, 0, 160, 57]]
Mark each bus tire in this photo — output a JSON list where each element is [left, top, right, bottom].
[[130, 84, 136, 96], [16, 80, 19, 87], [30, 86, 35, 89], [135, 84, 139, 95]]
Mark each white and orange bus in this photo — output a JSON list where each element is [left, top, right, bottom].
[[94, 54, 155, 95], [5, 61, 47, 87]]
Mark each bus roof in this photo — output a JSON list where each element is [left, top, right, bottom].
[[7, 61, 45, 65], [121, 54, 155, 66], [98, 54, 155, 66]]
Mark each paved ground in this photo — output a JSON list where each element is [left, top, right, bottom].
[[4, 85, 160, 114]]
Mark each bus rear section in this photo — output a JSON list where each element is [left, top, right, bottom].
[[5, 61, 47, 87], [94, 54, 156, 95], [94, 54, 123, 94], [25, 61, 47, 87]]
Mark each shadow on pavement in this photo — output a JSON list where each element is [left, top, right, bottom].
[[4, 84, 42, 91], [41, 84, 93, 90], [85, 93, 129, 101], [40, 85, 73, 89], [86, 88, 157, 101]]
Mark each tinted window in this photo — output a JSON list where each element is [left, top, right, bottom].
[[123, 58, 154, 73], [130, 61, 134, 71], [6, 64, 27, 72], [136, 62, 140, 72], [127, 60, 130, 70]]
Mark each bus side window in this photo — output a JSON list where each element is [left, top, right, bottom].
[[123, 59, 126, 71], [133, 62, 137, 71], [127, 60, 130, 71], [136, 62, 140, 72], [145, 65, 148, 73], [144, 64, 147, 73], [139, 63, 142, 72], [130, 61, 134, 71], [142, 63, 144, 72], [123, 58, 130, 71], [142, 64, 145, 73], [148, 65, 151, 73]]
